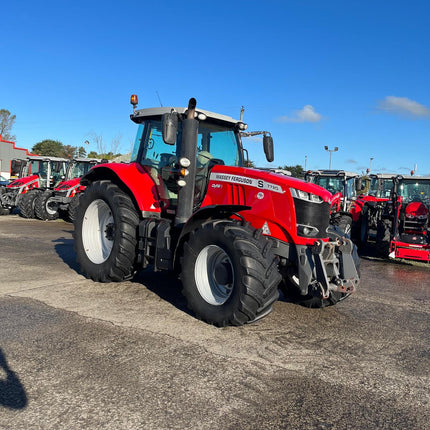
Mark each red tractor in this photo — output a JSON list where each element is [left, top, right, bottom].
[[73, 97, 360, 326], [35, 158, 102, 221], [376, 175, 430, 262], [353, 173, 397, 247], [304, 170, 362, 236], [0, 155, 68, 218]]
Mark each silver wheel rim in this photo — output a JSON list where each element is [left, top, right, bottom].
[[46, 197, 57, 215], [82, 199, 114, 264], [195, 245, 234, 305]]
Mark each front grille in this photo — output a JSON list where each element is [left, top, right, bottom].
[[293, 199, 330, 238]]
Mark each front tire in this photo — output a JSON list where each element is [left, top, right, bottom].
[[359, 207, 369, 247], [74, 181, 139, 282], [181, 220, 281, 326], [18, 190, 42, 218], [67, 193, 81, 223], [332, 213, 352, 236], [376, 219, 392, 257], [35, 190, 59, 220]]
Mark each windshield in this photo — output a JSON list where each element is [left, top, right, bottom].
[[25, 160, 47, 176], [369, 178, 393, 198], [68, 162, 95, 179], [309, 176, 345, 195], [131, 120, 243, 167], [398, 180, 430, 203]]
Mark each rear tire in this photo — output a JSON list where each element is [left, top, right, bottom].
[[74, 181, 139, 282], [35, 190, 59, 220], [18, 190, 42, 218], [181, 220, 281, 326]]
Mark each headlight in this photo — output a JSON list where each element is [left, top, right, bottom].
[[290, 188, 324, 203]]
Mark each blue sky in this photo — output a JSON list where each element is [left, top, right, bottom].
[[2, 1, 430, 175]]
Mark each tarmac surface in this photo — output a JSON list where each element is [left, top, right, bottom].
[[0, 215, 429, 429]]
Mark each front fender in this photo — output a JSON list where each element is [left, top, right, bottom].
[[178, 204, 251, 241]]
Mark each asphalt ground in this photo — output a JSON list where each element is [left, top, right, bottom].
[[0, 215, 429, 430]]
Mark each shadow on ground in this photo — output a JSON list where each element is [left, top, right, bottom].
[[53, 231, 79, 272], [0, 348, 28, 410]]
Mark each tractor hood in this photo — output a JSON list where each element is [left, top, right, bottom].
[[242, 167, 334, 203], [7, 175, 38, 188], [55, 177, 81, 191], [405, 201, 429, 219]]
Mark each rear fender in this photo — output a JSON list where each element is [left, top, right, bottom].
[[81, 163, 162, 216]]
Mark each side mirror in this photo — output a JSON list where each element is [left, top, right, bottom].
[[263, 134, 274, 162], [162, 112, 178, 145]]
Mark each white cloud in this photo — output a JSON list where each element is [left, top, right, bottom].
[[275, 105, 323, 123], [378, 96, 430, 118]]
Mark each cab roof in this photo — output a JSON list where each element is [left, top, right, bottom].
[[27, 155, 69, 162], [72, 158, 102, 163], [130, 107, 242, 128], [306, 169, 359, 178], [397, 175, 430, 181], [369, 173, 397, 179]]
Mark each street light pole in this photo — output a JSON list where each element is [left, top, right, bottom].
[[324, 146, 338, 169]]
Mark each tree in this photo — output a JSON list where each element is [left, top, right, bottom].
[[60, 145, 77, 159], [87, 131, 125, 160], [32, 140, 64, 157], [279, 164, 304, 178], [0, 109, 16, 141], [87, 150, 99, 158], [87, 131, 106, 155], [76, 146, 87, 158]]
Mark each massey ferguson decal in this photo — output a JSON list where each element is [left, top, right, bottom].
[[210, 172, 284, 194]]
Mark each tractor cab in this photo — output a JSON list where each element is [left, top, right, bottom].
[[22, 155, 69, 188], [305, 170, 360, 201], [65, 158, 102, 181], [10, 158, 27, 179], [367, 173, 396, 199], [395, 176, 430, 237], [305, 169, 363, 210], [129, 104, 271, 217]]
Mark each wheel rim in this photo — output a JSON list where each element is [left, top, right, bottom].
[[82, 199, 114, 264], [195, 245, 234, 305], [46, 197, 58, 215]]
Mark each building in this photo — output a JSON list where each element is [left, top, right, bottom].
[[0, 135, 32, 179]]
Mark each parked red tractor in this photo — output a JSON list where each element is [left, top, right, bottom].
[[73, 96, 360, 326], [0, 155, 68, 217], [304, 170, 362, 236], [375, 175, 430, 262], [353, 173, 397, 246], [35, 158, 101, 221]]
